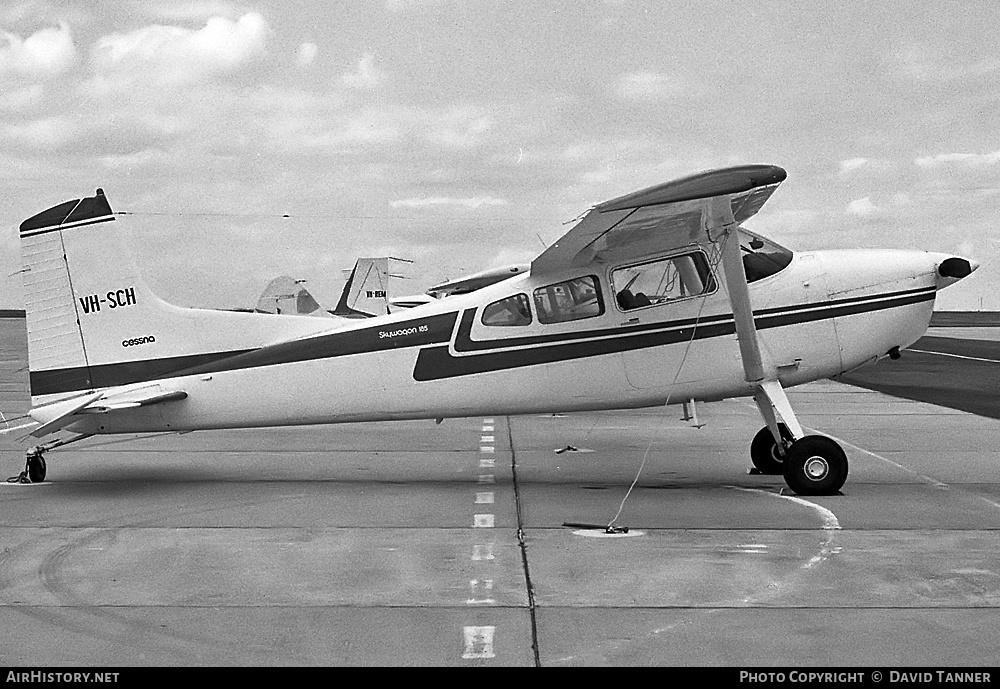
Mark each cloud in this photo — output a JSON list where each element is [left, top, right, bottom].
[[915, 150, 1000, 168], [838, 157, 869, 176], [0, 23, 77, 79], [893, 45, 1000, 83], [385, 0, 449, 11], [0, 83, 42, 110], [746, 208, 819, 240], [261, 103, 402, 152], [137, 1, 245, 22], [296, 42, 317, 67], [424, 105, 491, 148], [92, 12, 270, 84], [618, 70, 685, 101], [2, 115, 79, 150], [846, 197, 881, 217], [390, 196, 508, 209], [341, 52, 384, 89]]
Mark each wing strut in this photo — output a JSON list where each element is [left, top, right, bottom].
[[709, 198, 804, 446]]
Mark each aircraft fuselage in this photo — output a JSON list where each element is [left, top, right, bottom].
[[59, 246, 942, 435]]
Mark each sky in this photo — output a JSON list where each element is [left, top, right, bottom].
[[1, 0, 997, 311]]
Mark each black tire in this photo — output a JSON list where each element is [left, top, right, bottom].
[[782, 435, 848, 496], [27, 454, 46, 483], [750, 423, 793, 475]]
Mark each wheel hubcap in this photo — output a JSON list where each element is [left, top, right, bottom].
[[804, 456, 829, 481]]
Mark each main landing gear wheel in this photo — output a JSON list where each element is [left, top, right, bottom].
[[26, 449, 46, 483], [750, 423, 793, 475], [782, 435, 848, 496]]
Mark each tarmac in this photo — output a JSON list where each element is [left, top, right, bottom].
[[0, 319, 998, 667]]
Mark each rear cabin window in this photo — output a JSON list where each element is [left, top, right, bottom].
[[481, 293, 532, 326], [613, 252, 715, 311], [532, 276, 604, 324]]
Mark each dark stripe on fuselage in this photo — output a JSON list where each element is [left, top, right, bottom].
[[412, 287, 937, 380], [170, 312, 457, 378], [30, 349, 256, 397], [29, 312, 458, 396], [30, 287, 935, 396]]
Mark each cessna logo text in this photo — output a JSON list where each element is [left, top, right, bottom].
[[122, 335, 155, 347], [80, 287, 137, 314], [379, 325, 429, 339]]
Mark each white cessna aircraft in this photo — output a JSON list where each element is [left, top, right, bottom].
[[16, 165, 977, 495]]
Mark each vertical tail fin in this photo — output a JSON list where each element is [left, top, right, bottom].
[[20, 190, 116, 396], [254, 276, 327, 316], [331, 257, 391, 318], [20, 189, 336, 402]]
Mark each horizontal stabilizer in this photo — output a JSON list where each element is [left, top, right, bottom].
[[29, 392, 104, 437], [82, 388, 188, 413], [30, 387, 187, 436]]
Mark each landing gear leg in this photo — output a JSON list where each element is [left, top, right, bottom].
[[710, 214, 848, 496]]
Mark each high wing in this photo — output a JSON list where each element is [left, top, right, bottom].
[[529, 164, 806, 450], [531, 164, 786, 274]]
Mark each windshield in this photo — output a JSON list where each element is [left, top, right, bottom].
[[739, 228, 793, 282]]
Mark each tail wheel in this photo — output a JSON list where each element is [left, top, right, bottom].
[[26, 453, 46, 483], [782, 435, 848, 496], [749, 423, 793, 475]]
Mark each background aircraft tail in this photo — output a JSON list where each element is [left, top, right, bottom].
[[254, 258, 394, 318], [331, 257, 391, 318], [20, 189, 334, 402], [254, 276, 327, 316]]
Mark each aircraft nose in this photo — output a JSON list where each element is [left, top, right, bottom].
[[933, 254, 979, 289]]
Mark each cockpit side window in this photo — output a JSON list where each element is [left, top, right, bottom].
[[612, 251, 716, 311], [740, 229, 793, 282], [532, 275, 604, 324], [481, 293, 532, 326]]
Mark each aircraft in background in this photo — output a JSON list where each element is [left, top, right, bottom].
[[425, 264, 529, 299], [14, 165, 977, 495], [254, 257, 395, 318], [254, 275, 329, 317], [255, 261, 532, 316]]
